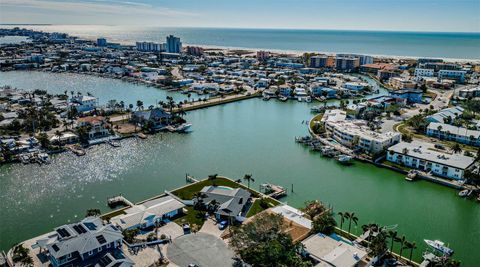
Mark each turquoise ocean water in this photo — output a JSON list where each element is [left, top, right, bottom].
[[5, 25, 480, 59]]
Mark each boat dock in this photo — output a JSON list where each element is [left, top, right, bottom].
[[259, 183, 287, 199], [185, 174, 199, 183], [107, 195, 134, 208]]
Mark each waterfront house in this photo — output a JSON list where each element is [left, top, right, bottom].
[[426, 122, 480, 147], [35, 216, 132, 267], [386, 141, 476, 180], [301, 233, 368, 267], [69, 95, 98, 113], [343, 82, 368, 91], [198, 186, 252, 222], [389, 89, 423, 104], [278, 85, 293, 97], [426, 107, 464, 123], [77, 116, 110, 140], [131, 107, 172, 129], [111, 195, 185, 230]]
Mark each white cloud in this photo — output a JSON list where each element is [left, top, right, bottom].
[[0, 0, 197, 18]]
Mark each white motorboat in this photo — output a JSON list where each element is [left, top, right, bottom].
[[458, 189, 471, 197], [336, 154, 353, 164], [424, 239, 454, 256], [175, 123, 192, 132], [279, 96, 288, 102], [405, 170, 418, 181]]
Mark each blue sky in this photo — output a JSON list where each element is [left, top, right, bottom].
[[1, 0, 479, 32]]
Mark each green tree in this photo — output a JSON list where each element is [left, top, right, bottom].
[[387, 230, 398, 253], [229, 212, 311, 267], [36, 132, 50, 149], [86, 208, 101, 217], [345, 212, 359, 233], [451, 143, 462, 154], [312, 210, 337, 235], [395, 235, 407, 259], [243, 174, 255, 189], [368, 231, 388, 258]]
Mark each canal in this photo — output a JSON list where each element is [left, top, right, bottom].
[[0, 71, 479, 265]]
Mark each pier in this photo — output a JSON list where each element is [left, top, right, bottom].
[[259, 183, 287, 199], [107, 195, 134, 208]]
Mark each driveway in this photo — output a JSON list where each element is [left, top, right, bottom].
[[199, 217, 225, 237], [166, 232, 235, 267]]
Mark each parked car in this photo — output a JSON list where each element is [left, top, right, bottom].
[[218, 220, 228, 230]]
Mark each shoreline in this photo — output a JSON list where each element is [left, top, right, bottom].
[[2, 26, 480, 63]]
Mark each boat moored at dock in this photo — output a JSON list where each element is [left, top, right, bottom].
[[424, 239, 454, 256]]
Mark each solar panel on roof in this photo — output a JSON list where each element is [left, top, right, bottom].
[[52, 244, 60, 252], [56, 228, 70, 238], [97, 255, 113, 267], [84, 222, 97, 231], [96, 235, 107, 244]]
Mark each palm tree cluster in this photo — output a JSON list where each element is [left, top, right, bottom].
[[303, 200, 336, 235]]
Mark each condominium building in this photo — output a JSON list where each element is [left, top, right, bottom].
[[326, 119, 401, 154], [389, 77, 417, 89], [335, 57, 360, 71], [166, 35, 182, 53], [438, 70, 466, 83], [426, 122, 480, 147], [459, 86, 480, 98], [387, 141, 476, 180], [414, 68, 434, 78], [136, 41, 165, 52], [310, 55, 328, 68], [256, 50, 271, 61]]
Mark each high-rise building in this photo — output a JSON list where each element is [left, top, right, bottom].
[[186, 46, 204, 56], [166, 35, 182, 53], [256, 50, 270, 61], [96, 38, 107, 47], [136, 41, 165, 52], [335, 57, 360, 71], [309, 55, 328, 68]]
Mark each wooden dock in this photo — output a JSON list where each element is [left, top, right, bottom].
[[260, 183, 287, 199], [107, 195, 134, 208]]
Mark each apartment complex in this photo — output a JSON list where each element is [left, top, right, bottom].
[[387, 141, 476, 180], [426, 122, 480, 147]]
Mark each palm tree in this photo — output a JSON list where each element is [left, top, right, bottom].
[[387, 230, 398, 253], [54, 130, 63, 145], [243, 174, 255, 189], [395, 235, 407, 260], [345, 212, 358, 233], [338, 212, 345, 230], [136, 100, 144, 111], [451, 143, 462, 154], [207, 199, 219, 212], [405, 241, 417, 263]]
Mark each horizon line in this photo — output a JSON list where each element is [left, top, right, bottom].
[[1, 23, 479, 34]]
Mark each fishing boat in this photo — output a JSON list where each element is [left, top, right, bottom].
[[424, 239, 453, 256], [174, 123, 192, 132], [37, 153, 51, 164], [405, 170, 418, 181], [136, 132, 147, 139], [310, 106, 325, 113], [108, 139, 121, 147], [336, 154, 353, 164], [458, 189, 471, 197]]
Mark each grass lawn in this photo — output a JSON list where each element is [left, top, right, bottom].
[[309, 113, 324, 130], [246, 198, 281, 217], [101, 209, 127, 221], [171, 176, 261, 200], [173, 206, 206, 228]]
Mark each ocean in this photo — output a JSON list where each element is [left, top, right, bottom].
[[4, 25, 480, 60]]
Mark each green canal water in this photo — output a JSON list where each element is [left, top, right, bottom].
[[0, 71, 479, 265]]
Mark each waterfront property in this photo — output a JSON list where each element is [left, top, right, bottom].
[[386, 141, 476, 180], [69, 95, 98, 113], [198, 185, 252, 222], [301, 233, 368, 267], [77, 116, 111, 140], [34, 217, 131, 267], [426, 122, 480, 147], [131, 107, 172, 130], [110, 195, 185, 230], [389, 89, 423, 104]]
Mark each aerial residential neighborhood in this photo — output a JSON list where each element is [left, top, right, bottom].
[[0, 0, 479, 266]]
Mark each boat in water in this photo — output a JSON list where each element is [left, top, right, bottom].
[[458, 189, 472, 198], [424, 239, 454, 256], [405, 170, 418, 181], [166, 123, 193, 133], [279, 96, 288, 102], [108, 139, 121, 147], [336, 154, 353, 164], [310, 106, 325, 113], [37, 152, 51, 164]]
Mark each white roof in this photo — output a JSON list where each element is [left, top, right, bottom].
[[111, 195, 185, 229], [321, 109, 347, 123], [388, 140, 476, 169], [428, 122, 480, 139], [270, 205, 312, 229]]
